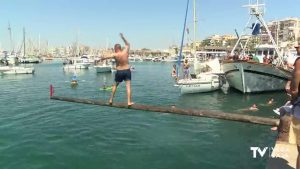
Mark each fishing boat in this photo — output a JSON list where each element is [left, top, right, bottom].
[[222, 0, 291, 93], [63, 57, 91, 69]]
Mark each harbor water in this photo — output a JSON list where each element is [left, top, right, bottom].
[[0, 61, 287, 169]]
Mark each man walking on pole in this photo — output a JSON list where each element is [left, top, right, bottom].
[[101, 33, 134, 107]]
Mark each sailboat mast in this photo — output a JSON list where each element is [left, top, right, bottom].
[[193, 0, 197, 53], [76, 30, 79, 56], [23, 27, 26, 57], [8, 22, 13, 54], [38, 34, 41, 55]]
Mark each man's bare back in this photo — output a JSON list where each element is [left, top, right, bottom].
[[114, 49, 129, 70]]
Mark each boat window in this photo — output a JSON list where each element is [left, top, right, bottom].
[[257, 50, 262, 55], [263, 50, 268, 56], [269, 50, 274, 56]]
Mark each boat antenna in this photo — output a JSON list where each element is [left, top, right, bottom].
[[177, 0, 190, 77]]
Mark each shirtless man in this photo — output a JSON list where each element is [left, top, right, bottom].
[[290, 43, 300, 169], [101, 33, 134, 106]]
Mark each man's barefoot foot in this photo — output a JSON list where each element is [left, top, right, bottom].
[[270, 127, 278, 131], [128, 102, 135, 108], [109, 99, 113, 106]]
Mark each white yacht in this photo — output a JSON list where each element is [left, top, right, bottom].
[[94, 59, 112, 73], [177, 73, 220, 94], [63, 58, 91, 70], [2, 66, 34, 75]]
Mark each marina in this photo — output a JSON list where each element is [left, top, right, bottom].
[[0, 61, 290, 169], [0, 0, 299, 169]]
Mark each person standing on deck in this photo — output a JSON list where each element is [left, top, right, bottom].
[[183, 59, 190, 79], [101, 33, 134, 106], [289, 43, 300, 169]]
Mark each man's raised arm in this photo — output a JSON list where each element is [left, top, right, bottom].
[[120, 33, 130, 52], [101, 51, 116, 61]]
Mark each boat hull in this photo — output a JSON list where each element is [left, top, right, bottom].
[[223, 61, 291, 93], [95, 66, 111, 73], [179, 81, 220, 94], [1, 67, 34, 75], [64, 64, 90, 70], [177, 74, 220, 94]]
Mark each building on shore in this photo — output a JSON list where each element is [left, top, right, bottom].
[[263, 17, 300, 48], [201, 34, 237, 48]]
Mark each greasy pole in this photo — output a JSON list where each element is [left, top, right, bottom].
[[49, 86, 279, 126]]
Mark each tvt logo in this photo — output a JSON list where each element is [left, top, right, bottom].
[[250, 147, 273, 158]]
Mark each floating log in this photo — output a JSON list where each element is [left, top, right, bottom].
[[50, 96, 279, 126]]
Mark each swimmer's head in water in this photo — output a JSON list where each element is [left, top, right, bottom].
[[252, 104, 257, 108], [114, 44, 122, 52]]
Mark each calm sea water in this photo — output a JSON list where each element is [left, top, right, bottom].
[[0, 61, 287, 169]]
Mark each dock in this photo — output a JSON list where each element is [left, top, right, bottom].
[[266, 142, 297, 169]]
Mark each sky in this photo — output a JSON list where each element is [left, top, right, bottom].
[[0, 0, 299, 50]]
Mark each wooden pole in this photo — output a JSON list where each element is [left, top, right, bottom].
[[50, 96, 279, 126]]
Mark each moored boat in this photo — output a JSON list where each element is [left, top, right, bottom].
[[223, 61, 290, 93], [223, 1, 291, 93], [177, 73, 220, 94], [1, 66, 34, 75], [63, 58, 90, 70]]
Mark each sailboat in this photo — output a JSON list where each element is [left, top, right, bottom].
[[175, 0, 221, 94], [19, 28, 41, 64], [222, 0, 291, 93], [94, 59, 112, 73], [0, 26, 34, 75], [63, 33, 90, 70]]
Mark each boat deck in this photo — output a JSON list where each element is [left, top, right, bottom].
[[266, 141, 297, 169]]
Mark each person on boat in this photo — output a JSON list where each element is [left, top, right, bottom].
[[101, 33, 134, 106], [171, 64, 177, 77], [287, 51, 298, 69], [183, 59, 190, 79], [289, 43, 300, 169], [263, 55, 269, 64]]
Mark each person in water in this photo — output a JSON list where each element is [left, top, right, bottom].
[[101, 33, 134, 106], [249, 104, 259, 111], [267, 98, 274, 105], [71, 73, 78, 84], [183, 59, 190, 79]]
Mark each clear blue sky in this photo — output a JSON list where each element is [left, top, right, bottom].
[[0, 0, 298, 50]]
